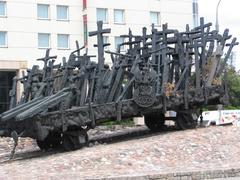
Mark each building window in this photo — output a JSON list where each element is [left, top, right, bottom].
[[103, 36, 109, 49], [103, 36, 109, 44], [0, 31, 7, 47], [37, 4, 50, 19], [96, 8, 108, 23], [57, 5, 68, 21], [150, 12, 160, 26], [114, 9, 125, 24], [57, 34, 69, 49], [115, 37, 125, 51], [38, 33, 50, 48], [0, 1, 6, 17]]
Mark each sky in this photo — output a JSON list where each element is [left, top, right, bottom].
[[198, 0, 239, 68]]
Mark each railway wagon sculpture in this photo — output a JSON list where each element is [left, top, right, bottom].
[[0, 18, 238, 152]]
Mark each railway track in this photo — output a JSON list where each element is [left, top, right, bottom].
[[0, 123, 187, 163]]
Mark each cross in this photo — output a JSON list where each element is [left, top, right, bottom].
[[141, 27, 152, 61], [37, 49, 57, 67], [150, 24, 160, 65], [120, 28, 135, 53], [37, 49, 57, 80], [193, 17, 212, 32], [89, 21, 111, 72], [219, 29, 232, 49]]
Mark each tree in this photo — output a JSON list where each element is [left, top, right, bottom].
[[225, 66, 240, 109]]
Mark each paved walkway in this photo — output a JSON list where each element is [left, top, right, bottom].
[[0, 125, 240, 179]]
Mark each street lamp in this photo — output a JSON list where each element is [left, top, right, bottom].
[[215, 0, 222, 32]]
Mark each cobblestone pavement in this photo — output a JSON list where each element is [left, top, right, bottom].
[[1, 125, 240, 179]]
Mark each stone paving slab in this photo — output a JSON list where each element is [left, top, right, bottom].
[[0, 125, 240, 179]]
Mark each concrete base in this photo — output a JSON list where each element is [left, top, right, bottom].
[[133, 117, 145, 126]]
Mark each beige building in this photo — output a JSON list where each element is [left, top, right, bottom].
[[0, 0, 198, 112]]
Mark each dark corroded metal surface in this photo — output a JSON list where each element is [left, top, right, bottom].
[[0, 17, 238, 151]]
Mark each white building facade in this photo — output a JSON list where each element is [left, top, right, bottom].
[[0, 0, 198, 112], [0, 0, 83, 68], [0, 0, 199, 67], [86, 0, 198, 57]]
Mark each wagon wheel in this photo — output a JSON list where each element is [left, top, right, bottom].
[[37, 140, 53, 150], [62, 130, 88, 151], [144, 112, 165, 131], [176, 111, 197, 130], [37, 133, 61, 150]]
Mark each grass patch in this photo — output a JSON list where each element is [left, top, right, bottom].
[[100, 118, 134, 127]]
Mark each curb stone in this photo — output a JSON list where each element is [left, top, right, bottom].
[[93, 168, 240, 180]]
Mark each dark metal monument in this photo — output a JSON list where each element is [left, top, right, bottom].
[[0, 18, 238, 152]]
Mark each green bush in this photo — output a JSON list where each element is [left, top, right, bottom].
[[226, 66, 240, 108]]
